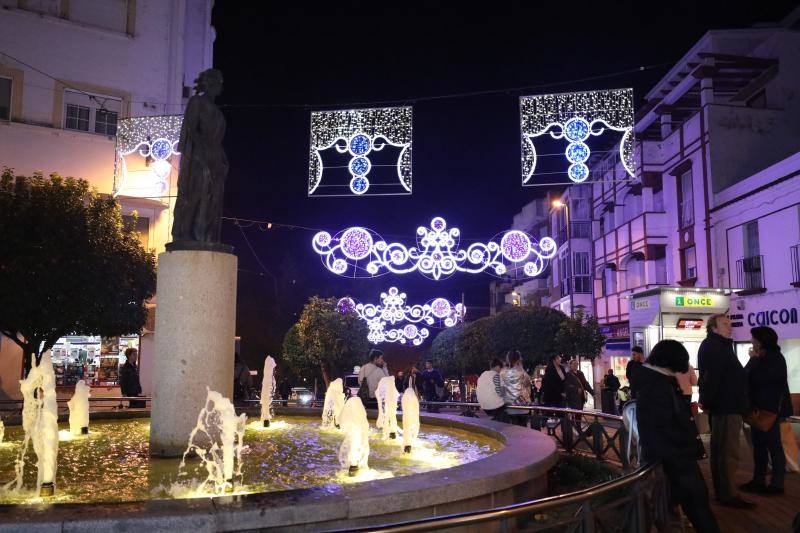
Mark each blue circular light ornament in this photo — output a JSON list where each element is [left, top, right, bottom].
[[566, 142, 590, 164], [350, 176, 370, 195], [349, 133, 371, 156], [564, 117, 590, 142], [150, 138, 173, 160], [350, 156, 370, 176], [568, 163, 590, 182]]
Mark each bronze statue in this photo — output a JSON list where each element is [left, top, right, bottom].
[[170, 69, 230, 250]]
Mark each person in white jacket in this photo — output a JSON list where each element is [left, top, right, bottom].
[[477, 358, 506, 420]]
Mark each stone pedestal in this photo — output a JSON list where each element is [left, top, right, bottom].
[[149, 249, 237, 457]]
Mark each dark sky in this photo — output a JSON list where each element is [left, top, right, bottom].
[[211, 1, 797, 364]]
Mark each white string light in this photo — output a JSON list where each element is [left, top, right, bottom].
[[313, 216, 557, 281], [338, 288, 465, 346], [308, 107, 412, 196], [114, 115, 183, 197], [520, 88, 635, 184]]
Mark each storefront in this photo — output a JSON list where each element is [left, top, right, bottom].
[[730, 289, 800, 399], [600, 323, 631, 386], [50, 335, 139, 387], [628, 287, 734, 401]]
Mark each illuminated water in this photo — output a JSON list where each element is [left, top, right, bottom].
[[0, 416, 501, 504]]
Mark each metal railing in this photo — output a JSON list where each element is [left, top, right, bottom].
[[737, 254, 765, 290]]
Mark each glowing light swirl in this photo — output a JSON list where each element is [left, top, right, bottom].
[[338, 288, 465, 346], [313, 217, 557, 281]]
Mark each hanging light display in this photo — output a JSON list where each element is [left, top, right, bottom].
[[308, 106, 412, 197], [520, 88, 635, 185], [338, 288, 465, 346], [114, 115, 182, 198], [313, 216, 557, 281]]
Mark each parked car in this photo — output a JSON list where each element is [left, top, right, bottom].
[[290, 387, 314, 405], [343, 374, 359, 397]]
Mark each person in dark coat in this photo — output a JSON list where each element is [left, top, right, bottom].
[[637, 339, 720, 533], [740, 326, 793, 496], [420, 360, 444, 412], [626, 346, 645, 398], [119, 347, 144, 408], [541, 354, 566, 407], [564, 359, 586, 410], [697, 313, 753, 508], [602, 368, 621, 414]]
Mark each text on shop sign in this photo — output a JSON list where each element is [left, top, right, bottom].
[[746, 307, 798, 327], [674, 296, 714, 307]]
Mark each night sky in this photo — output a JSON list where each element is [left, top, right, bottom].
[[210, 1, 797, 367]]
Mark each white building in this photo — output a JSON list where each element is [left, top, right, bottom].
[[711, 151, 800, 402], [0, 0, 216, 400], [590, 13, 800, 382]]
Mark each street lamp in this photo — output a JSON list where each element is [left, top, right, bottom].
[[552, 198, 574, 317]]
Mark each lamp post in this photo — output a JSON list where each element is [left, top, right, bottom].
[[553, 199, 574, 317]]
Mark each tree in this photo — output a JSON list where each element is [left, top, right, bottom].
[[555, 308, 606, 361], [488, 305, 566, 367], [0, 170, 157, 372], [284, 296, 368, 386]]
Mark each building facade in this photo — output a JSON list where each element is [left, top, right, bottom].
[[0, 0, 215, 399]]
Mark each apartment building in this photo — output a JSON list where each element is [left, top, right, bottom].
[[0, 0, 215, 399]]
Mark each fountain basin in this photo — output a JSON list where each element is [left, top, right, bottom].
[[0, 407, 557, 532]]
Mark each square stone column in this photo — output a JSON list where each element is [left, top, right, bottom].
[[149, 248, 237, 457]]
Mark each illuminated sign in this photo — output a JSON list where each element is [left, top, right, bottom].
[[676, 318, 704, 330], [674, 296, 714, 308], [633, 300, 650, 310]]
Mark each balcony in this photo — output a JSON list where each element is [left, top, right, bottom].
[[556, 222, 592, 245], [791, 245, 800, 287], [736, 255, 765, 293], [559, 276, 592, 298]]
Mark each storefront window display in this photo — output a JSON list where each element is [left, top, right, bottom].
[[50, 335, 139, 387]]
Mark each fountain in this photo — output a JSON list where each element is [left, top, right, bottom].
[[321, 378, 345, 429], [338, 397, 370, 476], [401, 387, 420, 453], [7, 352, 59, 497], [0, 419, 4, 443], [67, 380, 91, 435], [375, 376, 399, 440], [260, 356, 276, 427], [179, 388, 247, 494]]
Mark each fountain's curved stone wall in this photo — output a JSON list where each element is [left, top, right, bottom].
[[0, 410, 557, 532]]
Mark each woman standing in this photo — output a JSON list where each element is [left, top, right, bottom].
[[740, 326, 792, 496], [500, 350, 532, 426], [541, 354, 566, 407]]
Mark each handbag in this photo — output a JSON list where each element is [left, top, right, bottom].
[[744, 408, 778, 432]]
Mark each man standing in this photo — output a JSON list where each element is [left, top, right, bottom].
[[626, 346, 645, 398], [420, 359, 444, 412], [602, 368, 621, 414], [357, 349, 389, 408], [119, 347, 144, 408], [698, 314, 754, 509]]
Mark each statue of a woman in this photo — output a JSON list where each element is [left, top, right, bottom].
[[170, 69, 229, 247]]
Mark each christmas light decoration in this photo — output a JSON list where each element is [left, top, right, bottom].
[[339, 288, 464, 346], [520, 88, 635, 184], [308, 107, 412, 197], [313, 217, 557, 280], [114, 115, 182, 197]]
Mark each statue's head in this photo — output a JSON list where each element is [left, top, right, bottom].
[[195, 69, 223, 98]]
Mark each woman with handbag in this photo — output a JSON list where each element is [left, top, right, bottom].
[[741, 326, 791, 496]]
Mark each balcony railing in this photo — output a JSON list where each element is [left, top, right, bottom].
[[792, 245, 800, 286], [557, 222, 592, 244], [736, 255, 764, 291], [559, 276, 592, 297]]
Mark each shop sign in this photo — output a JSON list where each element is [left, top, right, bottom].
[[674, 295, 714, 307], [736, 308, 798, 328], [600, 324, 630, 339], [633, 300, 650, 310], [730, 289, 800, 341]]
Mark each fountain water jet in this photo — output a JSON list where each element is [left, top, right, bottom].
[[401, 387, 420, 453], [338, 397, 370, 476], [0, 420, 4, 443], [321, 378, 345, 429], [260, 356, 276, 427], [67, 380, 91, 435], [179, 388, 247, 494], [375, 376, 399, 440], [6, 352, 59, 497]]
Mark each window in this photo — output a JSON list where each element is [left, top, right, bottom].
[[602, 264, 617, 295], [21, 0, 59, 15], [623, 254, 644, 290], [63, 90, 121, 134], [682, 246, 697, 280], [573, 252, 590, 276], [0, 77, 10, 120], [622, 191, 642, 223], [65, 104, 90, 131], [69, 0, 130, 33], [679, 169, 694, 228], [122, 214, 150, 250], [571, 197, 590, 220], [743, 220, 760, 258]]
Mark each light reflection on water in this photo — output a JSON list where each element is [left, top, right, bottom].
[[0, 416, 501, 504]]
